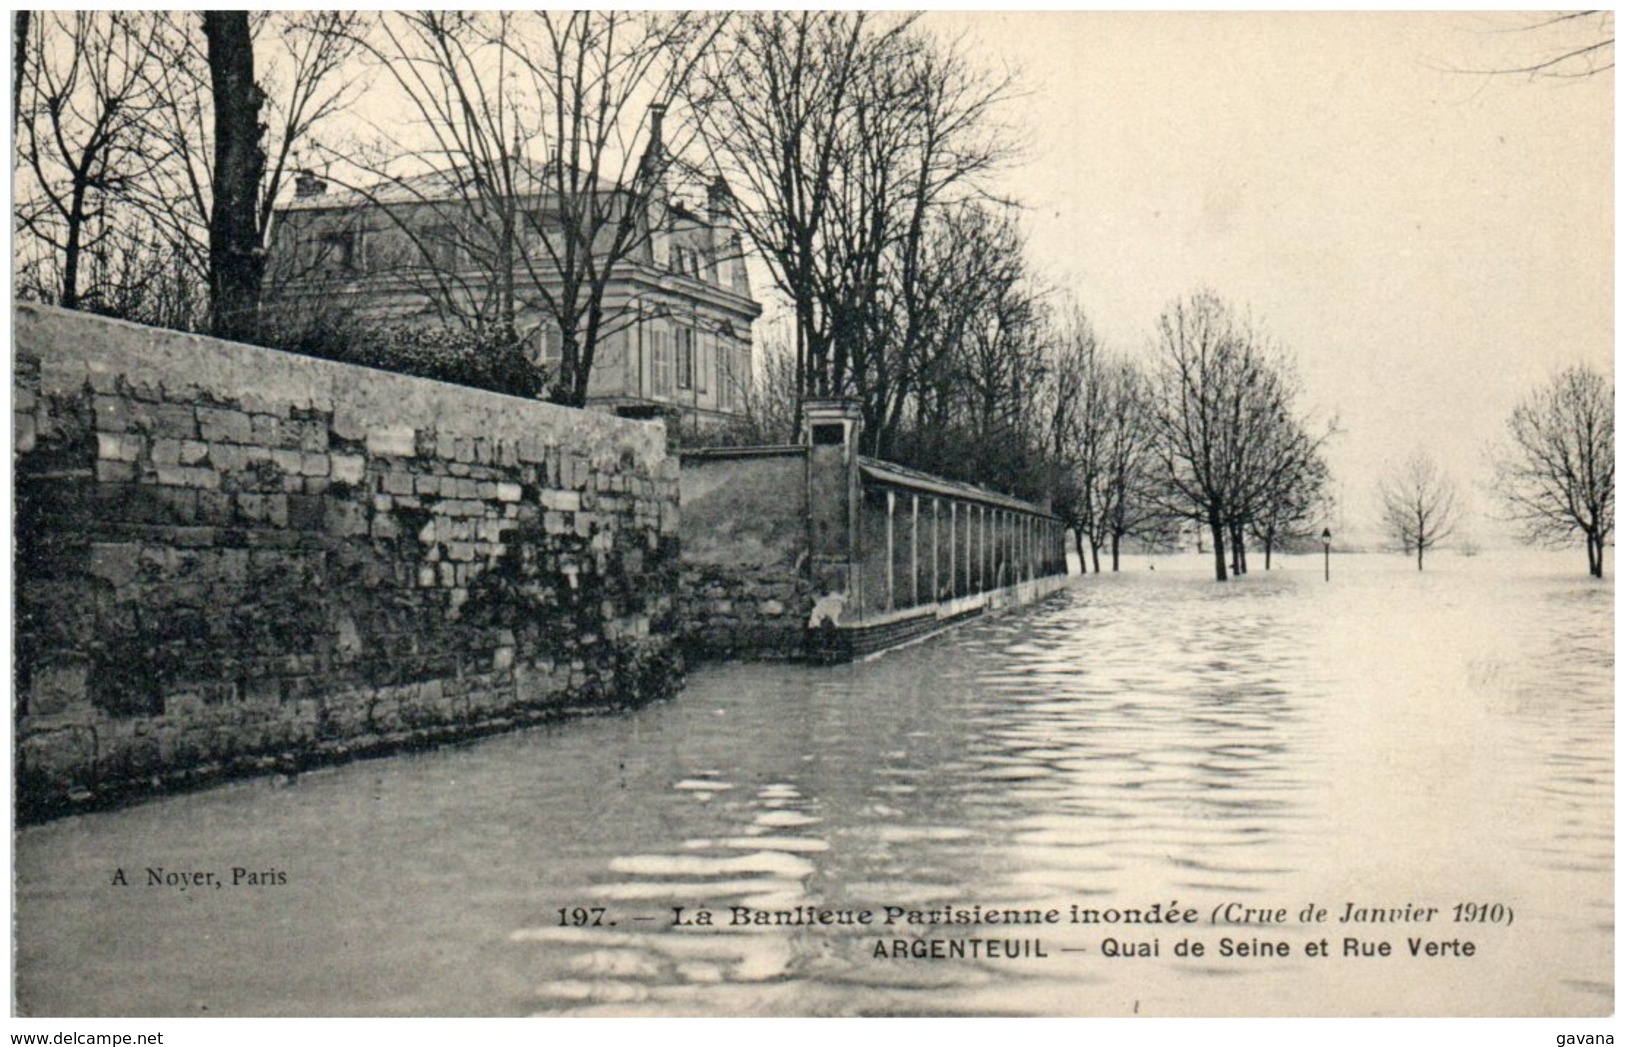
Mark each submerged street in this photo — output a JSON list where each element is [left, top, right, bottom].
[[15, 551, 1612, 1017]]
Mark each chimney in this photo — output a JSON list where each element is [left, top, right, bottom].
[[647, 103, 666, 162], [294, 170, 327, 198], [706, 175, 732, 220]]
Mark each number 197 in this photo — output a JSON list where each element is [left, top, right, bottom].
[[557, 907, 607, 927]]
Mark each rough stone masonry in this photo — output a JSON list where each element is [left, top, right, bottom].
[[14, 303, 682, 820]]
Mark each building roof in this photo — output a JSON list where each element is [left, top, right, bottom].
[[283, 164, 640, 213], [859, 457, 1054, 517]]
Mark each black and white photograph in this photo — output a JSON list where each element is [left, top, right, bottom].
[[9, 8, 1614, 1040]]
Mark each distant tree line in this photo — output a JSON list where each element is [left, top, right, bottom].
[[720, 286, 1336, 582]]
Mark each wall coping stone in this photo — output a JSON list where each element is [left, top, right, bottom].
[[15, 303, 668, 472], [680, 446, 807, 461]]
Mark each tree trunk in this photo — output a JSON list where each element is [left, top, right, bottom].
[[1263, 532, 1274, 571], [1073, 529, 1087, 575], [1228, 523, 1246, 576], [1090, 538, 1100, 575], [555, 332, 582, 406], [12, 11, 28, 139], [1210, 517, 1228, 582], [61, 181, 86, 309], [1110, 532, 1120, 572], [204, 12, 267, 343]]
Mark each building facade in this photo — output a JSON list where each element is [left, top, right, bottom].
[[267, 165, 761, 428]]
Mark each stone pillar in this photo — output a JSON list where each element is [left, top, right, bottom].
[[885, 488, 895, 612], [910, 494, 919, 608], [1000, 510, 1008, 587], [1024, 515, 1031, 581], [801, 398, 864, 617], [932, 498, 940, 602], [978, 505, 986, 592], [999, 510, 1005, 587]]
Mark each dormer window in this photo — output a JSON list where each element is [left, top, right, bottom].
[[669, 243, 709, 281], [318, 230, 363, 272]]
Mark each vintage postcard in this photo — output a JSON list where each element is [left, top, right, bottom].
[[10, 10, 1613, 1043]]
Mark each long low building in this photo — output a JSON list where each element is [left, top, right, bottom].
[[680, 399, 1070, 662]]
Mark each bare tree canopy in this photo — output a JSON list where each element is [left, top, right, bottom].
[[1145, 290, 1330, 581], [1378, 451, 1460, 571], [14, 12, 167, 313], [1461, 11, 1614, 79], [689, 11, 1019, 445], [1494, 363, 1615, 577], [1045, 308, 1160, 574]]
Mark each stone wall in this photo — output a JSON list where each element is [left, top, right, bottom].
[[14, 304, 682, 820], [676, 448, 813, 659]]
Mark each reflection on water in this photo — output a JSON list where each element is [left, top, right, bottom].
[[14, 552, 1612, 1017]]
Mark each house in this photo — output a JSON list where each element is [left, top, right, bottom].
[[265, 144, 761, 428]]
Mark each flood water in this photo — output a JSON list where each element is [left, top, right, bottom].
[[13, 551, 1612, 1017]]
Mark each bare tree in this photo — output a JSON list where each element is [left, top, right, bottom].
[[1248, 433, 1331, 571], [14, 12, 167, 311], [831, 31, 1019, 454], [1494, 363, 1614, 577], [897, 202, 1030, 469], [1146, 291, 1327, 581], [691, 12, 1015, 430], [1096, 356, 1160, 571], [1041, 310, 1164, 575], [948, 244, 1050, 499], [1379, 451, 1460, 571], [689, 12, 880, 404], [1226, 350, 1334, 573], [1042, 307, 1096, 573], [1146, 292, 1248, 581], [1047, 308, 1118, 573]]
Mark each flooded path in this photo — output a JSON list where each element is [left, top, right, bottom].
[[14, 552, 1612, 1016]]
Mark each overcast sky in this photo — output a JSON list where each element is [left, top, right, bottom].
[[920, 11, 1612, 545]]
